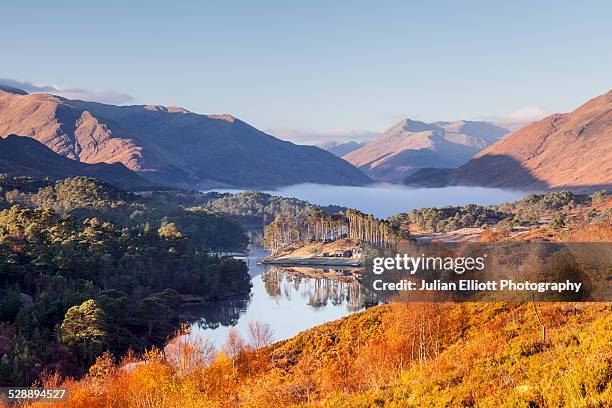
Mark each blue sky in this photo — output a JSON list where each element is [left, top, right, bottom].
[[3, 1, 611, 143]]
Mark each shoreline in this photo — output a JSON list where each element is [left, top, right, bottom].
[[262, 256, 363, 267]]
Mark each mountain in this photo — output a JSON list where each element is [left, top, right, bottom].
[[405, 90, 612, 191], [0, 88, 372, 188], [0, 84, 28, 95], [316, 140, 367, 157], [0, 135, 152, 189], [342, 119, 510, 182]]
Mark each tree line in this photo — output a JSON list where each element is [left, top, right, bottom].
[[1, 176, 249, 251], [263, 207, 398, 252], [388, 190, 609, 234], [196, 190, 345, 228]]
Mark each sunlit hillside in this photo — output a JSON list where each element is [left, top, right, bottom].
[[20, 301, 611, 407]]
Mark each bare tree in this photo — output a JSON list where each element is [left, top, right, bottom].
[[247, 321, 274, 349], [223, 327, 247, 358], [165, 331, 216, 376]]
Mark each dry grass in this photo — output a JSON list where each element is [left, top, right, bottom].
[[271, 238, 360, 259]]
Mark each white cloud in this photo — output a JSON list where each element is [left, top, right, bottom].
[[266, 127, 378, 145], [503, 106, 547, 122], [0, 78, 134, 105]]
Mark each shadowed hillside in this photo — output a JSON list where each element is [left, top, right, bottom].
[[0, 135, 151, 190], [406, 90, 612, 191]]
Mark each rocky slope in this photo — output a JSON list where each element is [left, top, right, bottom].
[[0, 88, 371, 188], [343, 119, 510, 182], [405, 90, 612, 191]]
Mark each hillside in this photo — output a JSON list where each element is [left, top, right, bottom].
[[405, 90, 612, 191], [0, 88, 372, 189], [343, 119, 510, 182], [0, 174, 253, 387], [25, 301, 612, 407], [198, 191, 346, 227], [0, 135, 151, 190]]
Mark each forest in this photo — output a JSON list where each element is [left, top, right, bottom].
[[196, 191, 345, 228], [1, 177, 249, 251], [129, 190, 346, 230], [262, 190, 610, 254], [0, 176, 251, 386], [393, 204, 509, 233], [389, 190, 610, 234]]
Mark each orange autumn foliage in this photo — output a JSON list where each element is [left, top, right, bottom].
[[16, 301, 611, 408]]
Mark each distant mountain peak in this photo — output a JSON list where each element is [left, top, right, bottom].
[[398, 118, 437, 133], [316, 140, 367, 157], [343, 118, 511, 183]]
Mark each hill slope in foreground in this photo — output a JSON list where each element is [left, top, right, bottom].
[[406, 90, 612, 191], [0, 135, 151, 190], [29, 301, 611, 407], [0, 88, 371, 189]]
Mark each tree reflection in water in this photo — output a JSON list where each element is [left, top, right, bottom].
[[179, 296, 251, 330], [262, 266, 377, 312], [181, 265, 378, 334]]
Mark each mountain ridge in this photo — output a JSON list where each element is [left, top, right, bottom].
[[0, 89, 372, 188], [343, 119, 510, 182], [404, 90, 612, 191]]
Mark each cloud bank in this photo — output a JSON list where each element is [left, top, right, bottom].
[[503, 106, 547, 122], [477, 106, 549, 132], [0, 78, 134, 105], [267, 127, 377, 145]]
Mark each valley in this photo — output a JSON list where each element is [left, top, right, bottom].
[[2, 3, 611, 406], [0, 147, 609, 408]]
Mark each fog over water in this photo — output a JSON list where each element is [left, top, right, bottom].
[[207, 183, 529, 218]]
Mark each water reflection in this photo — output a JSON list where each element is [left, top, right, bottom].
[[185, 259, 378, 348], [180, 298, 250, 330], [262, 266, 377, 311]]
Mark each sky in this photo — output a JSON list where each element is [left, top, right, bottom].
[[3, 0, 611, 143]]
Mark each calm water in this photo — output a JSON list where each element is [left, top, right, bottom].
[[184, 248, 375, 349], [207, 183, 528, 218], [189, 184, 528, 348]]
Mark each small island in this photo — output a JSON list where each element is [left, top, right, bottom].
[[261, 207, 398, 270], [262, 238, 364, 267]]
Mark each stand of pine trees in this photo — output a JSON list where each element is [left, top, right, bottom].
[[263, 208, 398, 252]]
